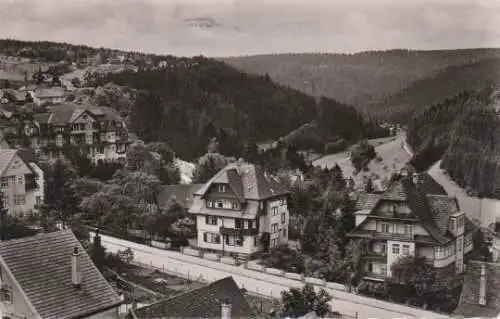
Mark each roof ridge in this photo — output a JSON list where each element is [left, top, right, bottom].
[[0, 229, 72, 247]]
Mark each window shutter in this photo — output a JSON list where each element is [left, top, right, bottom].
[[205, 216, 209, 224], [203, 233, 207, 242]]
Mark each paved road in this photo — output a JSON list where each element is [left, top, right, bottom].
[[93, 233, 448, 319]]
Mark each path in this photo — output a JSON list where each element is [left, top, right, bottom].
[[93, 232, 448, 319], [404, 139, 500, 228]]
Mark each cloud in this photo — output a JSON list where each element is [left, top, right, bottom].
[[0, 0, 498, 56]]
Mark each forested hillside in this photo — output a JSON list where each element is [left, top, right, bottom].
[[221, 49, 500, 108], [371, 59, 500, 123], [90, 57, 387, 160], [407, 87, 500, 199]]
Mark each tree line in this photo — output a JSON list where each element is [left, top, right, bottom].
[[407, 86, 500, 199]]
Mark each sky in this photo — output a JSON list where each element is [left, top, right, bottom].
[[0, 0, 499, 57]]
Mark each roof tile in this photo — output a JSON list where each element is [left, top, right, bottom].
[[132, 277, 255, 318], [0, 230, 122, 319]]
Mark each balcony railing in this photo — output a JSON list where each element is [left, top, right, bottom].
[[219, 226, 259, 236]]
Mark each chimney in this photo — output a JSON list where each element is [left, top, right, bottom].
[[72, 246, 82, 290], [221, 298, 232, 319], [479, 264, 487, 305]]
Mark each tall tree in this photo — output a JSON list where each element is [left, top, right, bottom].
[[44, 158, 79, 228], [280, 284, 331, 318]]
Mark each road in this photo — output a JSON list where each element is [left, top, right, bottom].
[[93, 232, 448, 319]]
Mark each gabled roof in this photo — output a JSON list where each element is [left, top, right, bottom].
[[33, 87, 65, 98], [131, 277, 255, 319], [354, 193, 381, 210], [349, 174, 474, 245], [0, 230, 122, 319], [194, 162, 289, 201], [0, 149, 17, 175], [35, 104, 125, 126], [453, 261, 500, 318], [157, 184, 204, 209]]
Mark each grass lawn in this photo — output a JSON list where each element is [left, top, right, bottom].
[[313, 133, 409, 190]]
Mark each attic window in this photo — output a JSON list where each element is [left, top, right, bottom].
[[218, 184, 227, 193]]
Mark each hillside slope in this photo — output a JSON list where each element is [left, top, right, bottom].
[[407, 87, 500, 199], [221, 49, 500, 108], [371, 58, 500, 123], [90, 56, 387, 160]]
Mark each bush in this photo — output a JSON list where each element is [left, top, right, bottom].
[[260, 244, 305, 273]]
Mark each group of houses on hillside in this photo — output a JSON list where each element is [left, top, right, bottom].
[[0, 158, 497, 317]]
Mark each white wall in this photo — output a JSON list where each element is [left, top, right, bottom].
[[267, 197, 288, 246], [196, 215, 259, 255], [386, 240, 415, 277]]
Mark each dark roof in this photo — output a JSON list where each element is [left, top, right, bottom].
[[0, 230, 122, 319], [35, 104, 124, 126], [195, 162, 289, 201], [157, 184, 204, 209], [17, 148, 38, 164], [354, 193, 381, 210], [453, 261, 500, 318], [131, 277, 255, 319], [350, 174, 473, 245]]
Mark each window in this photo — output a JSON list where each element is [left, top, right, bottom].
[[271, 207, 278, 216], [381, 243, 387, 255], [36, 196, 42, 205], [17, 175, 23, 185], [235, 219, 243, 229], [271, 223, 279, 233], [458, 238, 463, 251], [205, 215, 217, 226], [0, 178, 7, 188], [231, 201, 240, 210], [281, 212, 286, 224], [282, 228, 287, 237], [458, 217, 464, 228], [217, 201, 223, 209], [392, 244, 400, 254], [56, 135, 63, 147], [271, 238, 278, 248], [254, 236, 258, 246], [450, 219, 456, 231], [226, 235, 244, 246], [203, 232, 220, 244], [402, 244, 410, 256], [404, 223, 413, 237], [0, 285, 12, 304], [14, 195, 25, 205], [218, 184, 227, 192], [206, 200, 213, 208], [380, 222, 391, 233], [279, 198, 287, 206]]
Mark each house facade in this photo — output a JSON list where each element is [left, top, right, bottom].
[[30, 87, 66, 106], [0, 230, 122, 319], [0, 149, 43, 217], [189, 162, 290, 257], [348, 172, 476, 281], [24, 104, 130, 163]]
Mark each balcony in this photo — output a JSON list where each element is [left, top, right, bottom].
[[363, 250, 387, 262], [219, 226, 259, 236]]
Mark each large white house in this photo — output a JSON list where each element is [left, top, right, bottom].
[[0, 149, 44, 217], [348, 172, 476, 281], [189, 161, 290, 257]]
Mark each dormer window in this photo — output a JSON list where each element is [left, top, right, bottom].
[[218, 184, 227, 193]]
